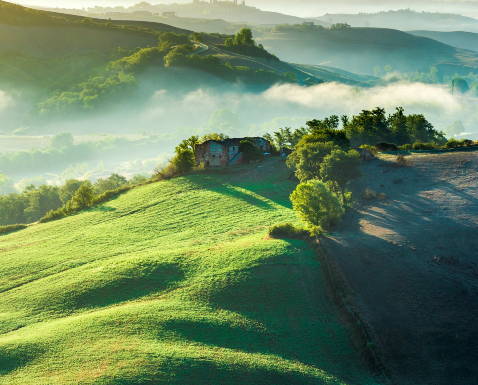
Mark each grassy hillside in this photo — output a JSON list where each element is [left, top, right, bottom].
[[0, 1, 326, 120], [0, 159, 380, 385], [258, 25, 478, 76]]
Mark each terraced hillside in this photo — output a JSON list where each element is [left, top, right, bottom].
[[0, 159, 380, 385]]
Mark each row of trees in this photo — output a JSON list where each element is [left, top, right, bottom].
[[265, 107, 445, 151], [0, 174, 145, 226]]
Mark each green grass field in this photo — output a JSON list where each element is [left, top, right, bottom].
[[0, 159, 380, 385]]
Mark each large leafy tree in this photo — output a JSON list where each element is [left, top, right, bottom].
[[290, 179, 345, 234], [287, 140, 338, 182]]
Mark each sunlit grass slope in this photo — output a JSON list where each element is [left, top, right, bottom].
[[0, 159, 379, 385]]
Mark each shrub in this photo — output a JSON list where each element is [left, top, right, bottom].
[[40, 207, 67, 223], [0, 224, 27, 235], [93, 185, 132, 205], [268, 223, 309, 239], [446, 138, 475, 148], [375, 142, 398, 152], [399, 143, 413, 151], [290, 180, 345, 235], [359, 144, 378, 155], [412, 142, 437, 150]]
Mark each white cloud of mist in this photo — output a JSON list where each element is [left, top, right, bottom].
[[134, 81, 478, 139], [263, 82, 463, 117], [3, 80, 477, 189]]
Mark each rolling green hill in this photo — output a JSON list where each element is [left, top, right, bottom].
[[0, 159, 381, 385], [258, 25, 478, 77], [0, 0, 326, 119]]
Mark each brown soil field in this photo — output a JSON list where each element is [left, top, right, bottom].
[[322, 151, 478, 385]]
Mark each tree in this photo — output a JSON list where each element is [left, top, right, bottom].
[[290, 180, 345, 234], [176, 136, 200, 155], [233, 28, 254, 46], [60, 179, 83, 203], [287, 140, 338, 182], [406, 114, 446, 144], [319, 149, 361, 195], [68, 182, 95, 211], [171, 149, 195, 174], [388, 107, 410, 145], [239, 140, 263, 163], [94, 174, 128, 194], [345, 107, 390, 146]]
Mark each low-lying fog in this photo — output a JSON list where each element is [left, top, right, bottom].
[[0, 80, 476, 193]]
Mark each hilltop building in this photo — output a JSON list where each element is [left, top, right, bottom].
[[195, 137, 270, 167]]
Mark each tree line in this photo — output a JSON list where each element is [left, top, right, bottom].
[[0, 174, 146, 227]]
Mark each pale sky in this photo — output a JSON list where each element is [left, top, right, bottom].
[[13, 0, 478, 17]]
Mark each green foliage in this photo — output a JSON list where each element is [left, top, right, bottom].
[[67, 182, 95, 211], [345, 107, 445, 146], [0, 185, 62, 226], [59, 179, 83, 204], [0, 170, 136, 226], [239, 140, 264, 163], [223, 28, 278, 60], [264, 127, 308, 151], [445, 138, 475, 148], [159, 32, 192, 50], [94, 174, 128, 194], [171, 149, 195, 174], [268, 223, 309, 239], [290, 179, 345, 234], [0, 223, 27, 235], [330, 23, 352, 30], [0, 159, 379, 385], [287, 140, 338, 182], [319, 149, 361, 192], [411, 142, 438, 150], [229, 28, 255, 46]]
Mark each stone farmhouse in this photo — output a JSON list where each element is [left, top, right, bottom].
[[195, 137, 271, 167]]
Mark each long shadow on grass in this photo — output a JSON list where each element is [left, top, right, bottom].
[[184, 175, 274, 210], [184, 171, 294, 210], [155, 241, 362, 384], [70, 262, 185, 310]]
